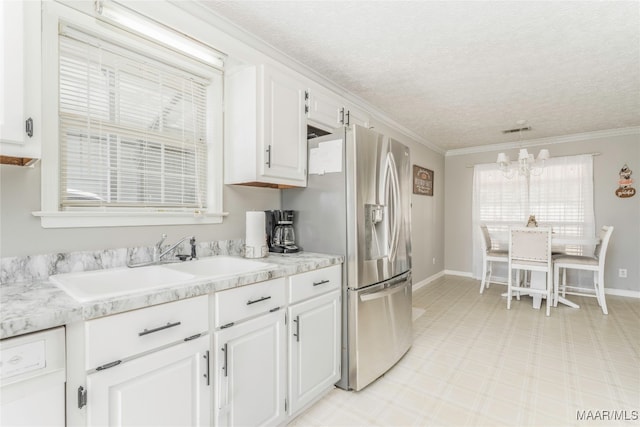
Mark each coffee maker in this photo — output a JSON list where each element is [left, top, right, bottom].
[[265, 210, 300, 253]]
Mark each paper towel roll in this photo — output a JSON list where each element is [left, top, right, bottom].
[[245, 211, 266, 249]]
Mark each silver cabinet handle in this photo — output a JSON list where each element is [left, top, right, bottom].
[[247, 296, 271, 305], [25, 117, 33, 138], [266, 145, 272, 168], [293, 315, 300, 342], [138, 321, 181, 336], [313, 279, 330, 286], [96, 360, 122, 371], [203, 350, 210, 386], [221, 344, 228, 377]]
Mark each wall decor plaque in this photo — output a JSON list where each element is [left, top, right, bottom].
[[413, 165, 433, 196], [615, 163, 635, 198]]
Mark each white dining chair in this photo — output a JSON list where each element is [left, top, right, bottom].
[[507, 227, 553, 316], [479, 225, 508, 294], [553, 226, 614, 315]]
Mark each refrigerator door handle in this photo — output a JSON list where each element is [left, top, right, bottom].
[[385, 152, 401, 263], [359, 276, 409, 302]]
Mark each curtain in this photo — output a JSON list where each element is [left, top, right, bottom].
[[471, 154, 595, 279]]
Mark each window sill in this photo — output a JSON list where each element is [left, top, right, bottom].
[[32, 210, 229, 228]]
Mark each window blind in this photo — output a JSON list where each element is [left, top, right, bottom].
[[471, 154, 595, 278], [58, 24, 212, 210]]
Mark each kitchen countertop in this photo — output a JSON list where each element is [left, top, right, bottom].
[[1, 252, 343, 340]]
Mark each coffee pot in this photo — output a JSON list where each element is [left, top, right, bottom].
[[265, 210, 300, 253]]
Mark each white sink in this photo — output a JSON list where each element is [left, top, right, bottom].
[[50, 256, 276, 303], [50, 265, 196, 303], [163, 256, 275, 278]]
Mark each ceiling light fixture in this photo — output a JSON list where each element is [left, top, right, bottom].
[[94, 0, 225, 68], [496, 121, 549, 179]]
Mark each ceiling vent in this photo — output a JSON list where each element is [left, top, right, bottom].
[[502, 126, 532, 134]]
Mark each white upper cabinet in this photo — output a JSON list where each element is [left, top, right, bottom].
[[0, 0, 41, 165], [225, 64, 307, 188], [307, 85, 371, 131], [343, 103, 370, 129], [306, 86, 343, 129]]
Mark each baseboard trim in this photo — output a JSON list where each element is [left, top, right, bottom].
[[412, 271, 445, 292], [443, 270, 473, 278], [439, 270, 640, 299], [606, 288, 640, 299]]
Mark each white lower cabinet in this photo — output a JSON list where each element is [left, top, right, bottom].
[[211, 266, 342, 426], [213, 309, 287, 427], [86, 335, 210, 426], [288, 289, 341, 416], [65, 266, 343, 427], [66, 295, 210, 427]]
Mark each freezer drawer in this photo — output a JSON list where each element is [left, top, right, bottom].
[[348, 272, 412, 391]]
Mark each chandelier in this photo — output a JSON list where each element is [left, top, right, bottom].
[[497, 148, 550, 179], [496, 122, 550, 178]]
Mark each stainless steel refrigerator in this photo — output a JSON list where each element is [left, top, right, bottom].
[[282, 125, 412, 391]]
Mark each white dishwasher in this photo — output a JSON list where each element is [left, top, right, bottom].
[[0, 327, 66, 427]]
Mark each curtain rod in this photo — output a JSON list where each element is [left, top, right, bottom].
[[464, 152, 601, 168]]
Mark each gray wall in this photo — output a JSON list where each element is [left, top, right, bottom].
[[0, 163, 281, 257], [0, 133, 446, 289], [444, 132, 640, 292]]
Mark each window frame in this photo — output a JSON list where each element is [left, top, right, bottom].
[[471, 154, 596, 278], [34, 1, 225, 228]]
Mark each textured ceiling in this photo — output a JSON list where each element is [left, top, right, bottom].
[[199, 1, 640, 151]]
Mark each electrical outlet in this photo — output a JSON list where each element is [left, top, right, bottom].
[[618, 268, 628, 278], [432, 257, 436, 265]]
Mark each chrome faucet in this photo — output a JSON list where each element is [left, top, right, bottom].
[[157, 235, 195, 262], [128, 234, 196, 268]]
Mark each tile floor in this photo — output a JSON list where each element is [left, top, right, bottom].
[[289, 275, 640, 426]]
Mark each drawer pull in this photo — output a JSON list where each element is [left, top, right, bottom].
[[96, 360, 122, 371], [246, 296, 271, 305], [313, 279, 330, 286], [138, 321, 182, 336], [184, 333, 202, 341]]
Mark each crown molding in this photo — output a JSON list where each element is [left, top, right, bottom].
[[169, 1, 444, 155], [445, 126, 640, 157]]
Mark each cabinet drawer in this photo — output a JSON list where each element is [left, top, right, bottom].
[[214, 278, 286, 327], [85, 296, 208, 370], [288, 265, 341, 304]]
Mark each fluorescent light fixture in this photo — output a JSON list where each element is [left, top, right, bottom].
[[95, 0, 224, 68]]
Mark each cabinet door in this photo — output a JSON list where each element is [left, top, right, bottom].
[[288, 290, 341, 416], [0, 0, 40, 160], [214, 310, 287, 427], [260, 65, 307, 184], [307, 87, 343, 129], [86, 336, 210, 427]]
